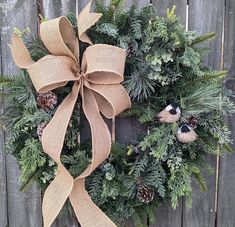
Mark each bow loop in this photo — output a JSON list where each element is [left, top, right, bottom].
[[77, 1, 102, 45], [82, 44, 126, 84], [40, 17, 79, 62], [87, 83, 131, 118], [10, 33, 34, 69], [28, 55, 79, 93]]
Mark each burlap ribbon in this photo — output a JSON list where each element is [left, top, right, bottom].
[[10, 2, 131, 226]]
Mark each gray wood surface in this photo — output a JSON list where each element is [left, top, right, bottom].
[[217, 0, 235, 226], [125, 0, 150, 8], [42, 0, 76, 19], [0, 2, 8, 226], [182, 0, 224, 227], [152, 0, 187, 24], [153, 200, 183, 227], [0, 0, 42, 227]]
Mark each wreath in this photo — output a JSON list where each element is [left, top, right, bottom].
[[2, 1, 235, 227]]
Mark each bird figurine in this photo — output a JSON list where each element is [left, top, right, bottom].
[[157, 103, 181, 123], [177, 124, 198, 143]]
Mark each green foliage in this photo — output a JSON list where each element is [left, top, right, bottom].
[[190, 32, 216, 46], [140, 125, 176, 161], [61, 150, 90, 177], [168, 163, 192, 208], [19, 138, 46, 183]]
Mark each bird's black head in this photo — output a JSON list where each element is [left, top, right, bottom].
[[181, 124, 191, 133], [171, 102, 178, 109], [169, 103, 179, 115]]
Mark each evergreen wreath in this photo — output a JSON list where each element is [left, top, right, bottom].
[[2, 1, 235, 226]]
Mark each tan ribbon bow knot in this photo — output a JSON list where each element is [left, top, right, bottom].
[[10, 2, 131, 227]]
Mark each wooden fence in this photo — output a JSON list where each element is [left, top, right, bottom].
[[0, 0, 235, 226]]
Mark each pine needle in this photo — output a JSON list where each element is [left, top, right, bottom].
[[190, 32, 216, 46]]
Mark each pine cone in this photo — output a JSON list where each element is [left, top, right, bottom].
[[37, 91, 57, 111], [137, 185, 155, 203], [187, 116, 198, 129], [37, 122, 47, 140], [127, 45, 134, 57]]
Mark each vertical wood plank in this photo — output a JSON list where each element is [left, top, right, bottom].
[[152, 0, 187, 24], [182, 0, 224, 227], [125, 0, 150, 8], [0, 2, 8, 226], [148, 1, 186, 226], [42, 0, 76, 19], [188, 0, 223, 68], [77, 0, 90, 14], [217, 0, 235, 226], [1, 0, 42, 227], [153, 201, 182, 227]]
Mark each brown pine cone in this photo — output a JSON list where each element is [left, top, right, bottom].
[[187, 116, 198, 129], [137, 185, 155, 203], [37, 91, 57, 112], [37, 122, 47, 140]]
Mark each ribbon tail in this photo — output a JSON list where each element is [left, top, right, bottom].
[[69, 85, 116, 227], [70, 179, 116, 227], [77, 1, 102, 45], [41, 82, 80, 227], [42, 165, 74, 227]]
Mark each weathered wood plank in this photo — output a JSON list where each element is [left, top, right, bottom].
[[217, 0, 235, 226], [183, 166, 216, 227], [42, 0, 76, 18], [77, 0, 90, 14], [125, 0, 150, 8], [0, 3, 8, 226], [152, 0, 187, 24], [188, 0, 223, 68], [115, 116, 146, 144], [1, 0, 42, 227], [154, 200, 182, 227], [182, 0, 224, 226]]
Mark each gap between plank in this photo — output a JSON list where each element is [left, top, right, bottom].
[[181, 2, 189, 227], [214, 0, 226, 226], [36, 1, 44, 225]]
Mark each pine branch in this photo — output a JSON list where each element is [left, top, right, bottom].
[[190, 32, 216, 46], [0, 74, 14, 87]]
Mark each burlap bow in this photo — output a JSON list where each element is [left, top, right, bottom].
[[10, 2, 131, 227]]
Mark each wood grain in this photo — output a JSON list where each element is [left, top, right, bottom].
[[152, 0, 187, 24], [0, 2, 8, 225], [42, 0, 76, 19], [153, 200, 182, 227], [217, 0, 235, 226], [182, 0, 224, 226], [125, 0, 150, 8], [1, 0, 42, 227]]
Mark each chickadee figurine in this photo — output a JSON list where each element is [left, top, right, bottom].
[[177, 124, 198, 143], [157, 103, 181, 123]]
